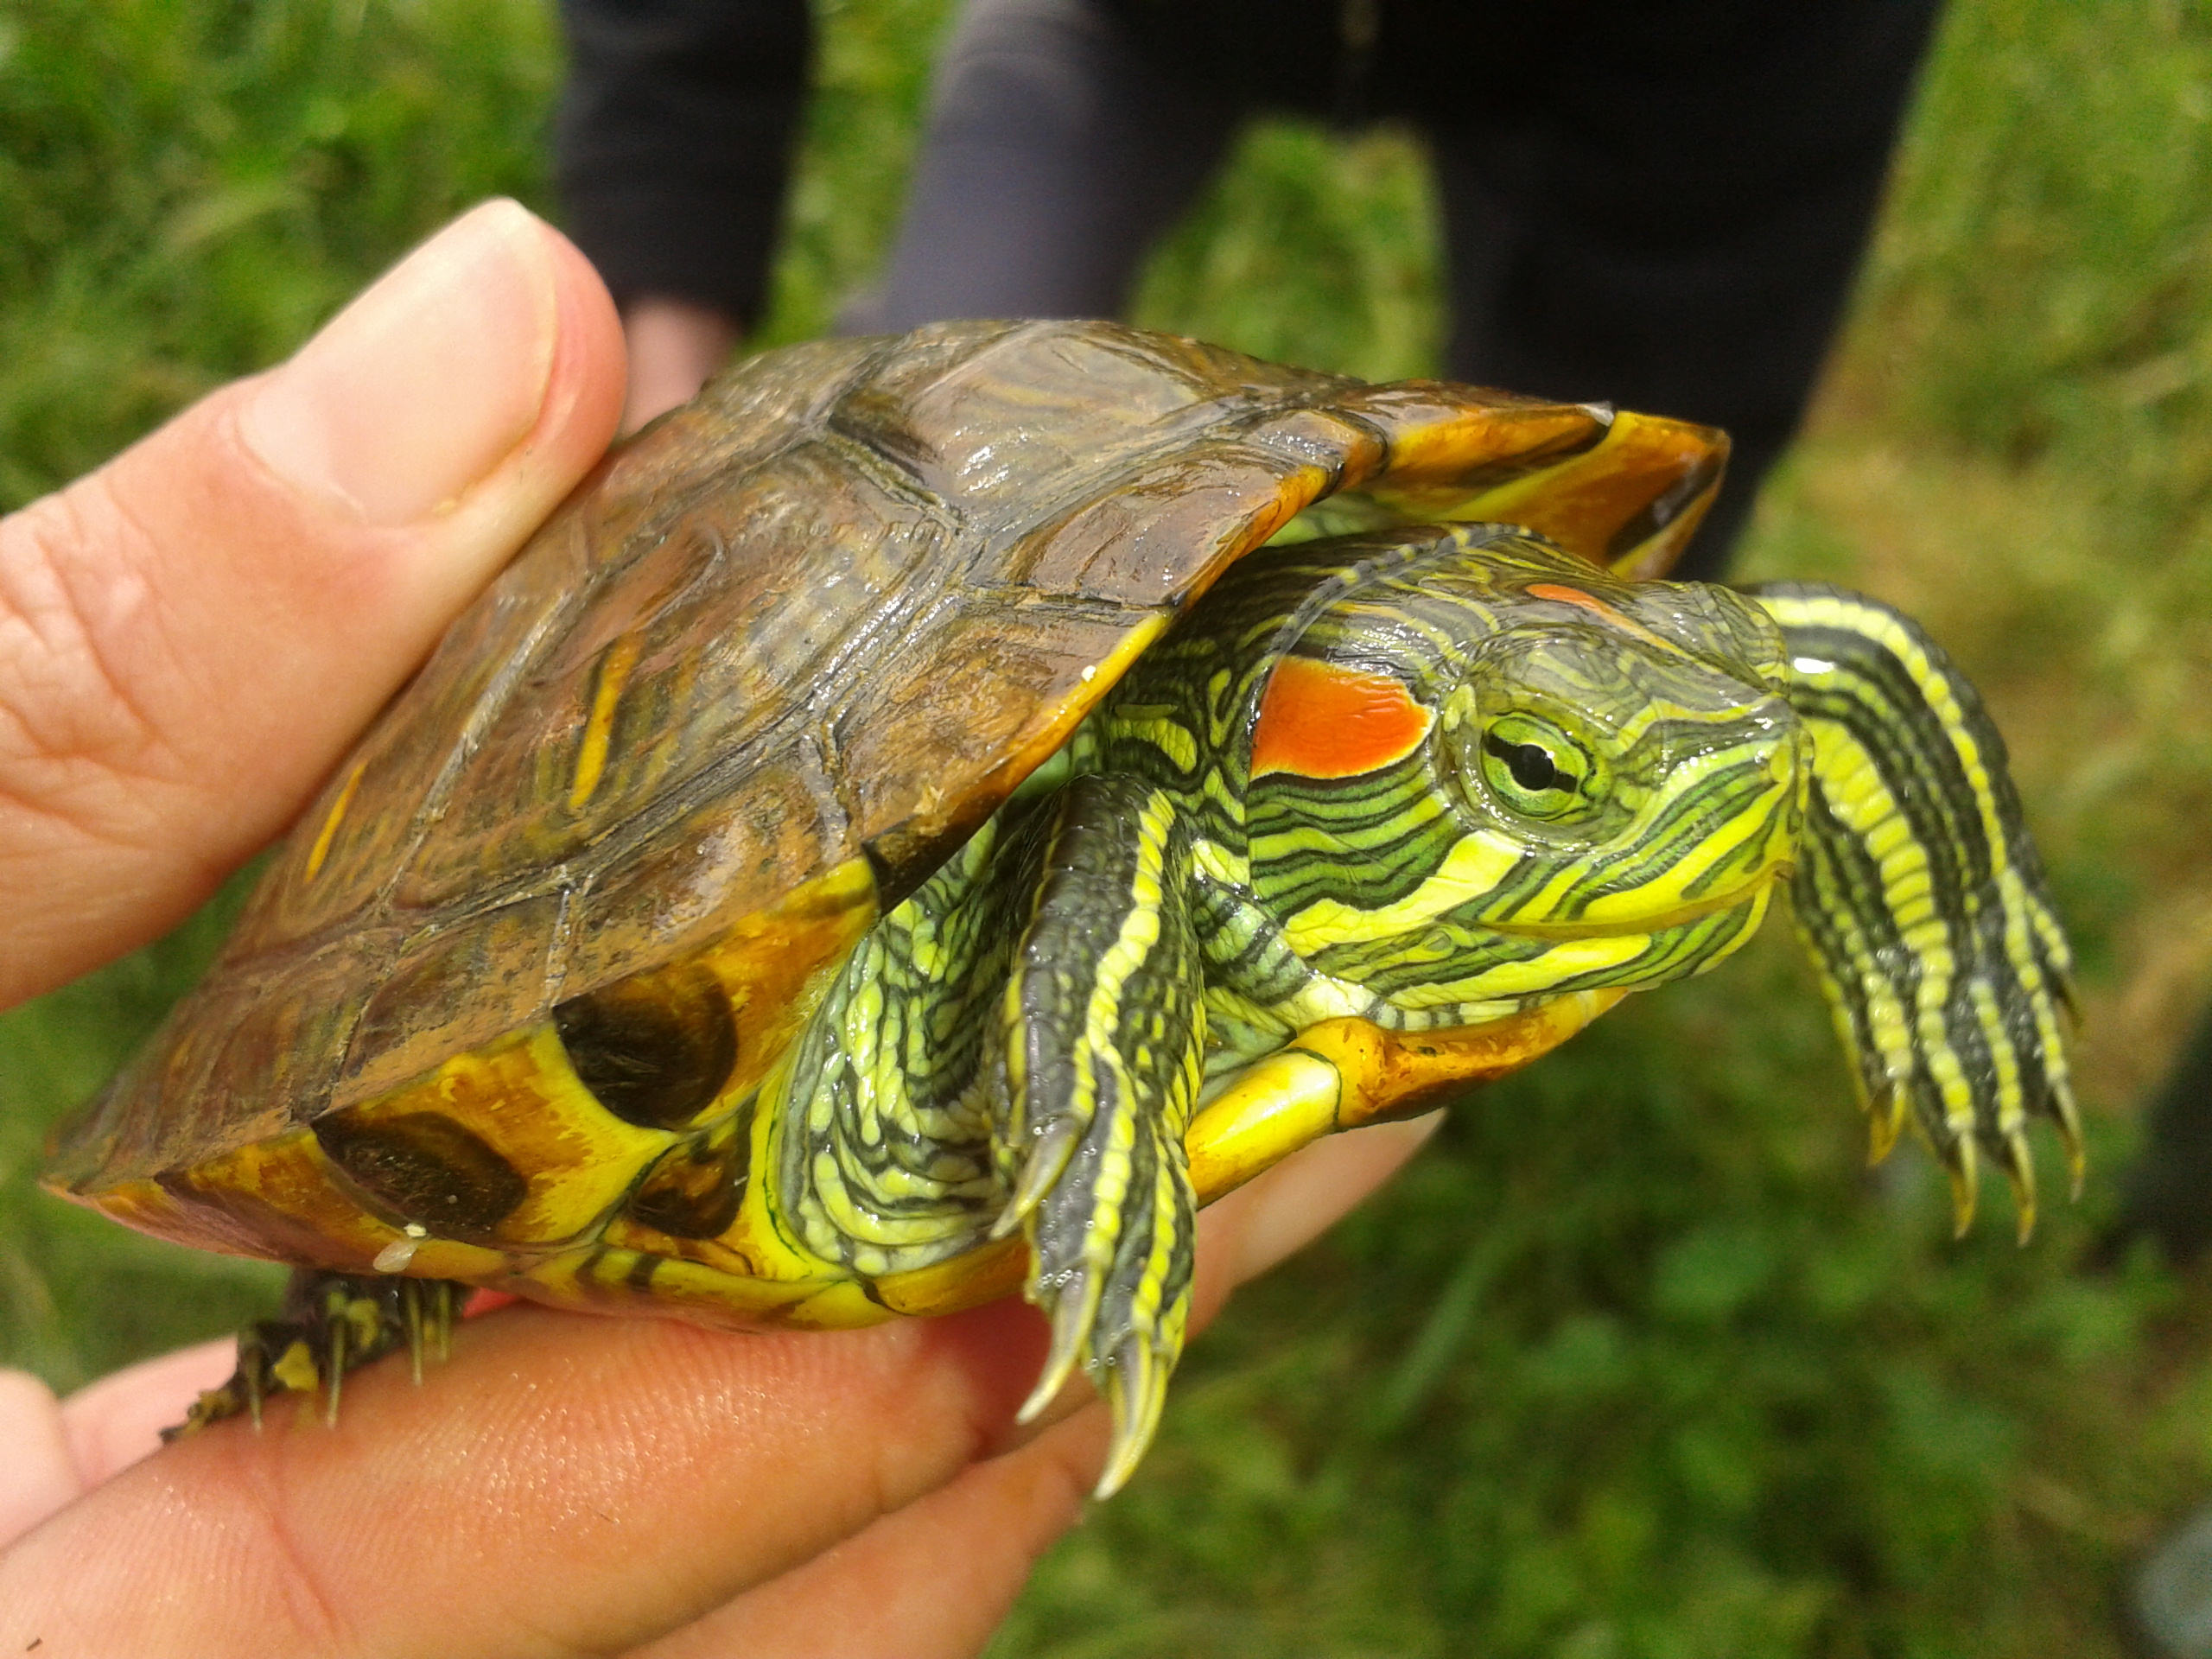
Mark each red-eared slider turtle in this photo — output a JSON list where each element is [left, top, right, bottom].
[[45, 320, 2077, 1496]]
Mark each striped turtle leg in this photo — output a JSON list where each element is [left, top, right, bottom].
[[1741, 582, 2080, 1239], [992, 772, 1205, 1496]]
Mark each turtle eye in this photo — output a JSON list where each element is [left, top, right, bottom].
[[1476, 715, 1597, 822]]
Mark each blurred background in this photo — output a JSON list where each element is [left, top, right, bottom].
[[5, 0, 2212, 1652]]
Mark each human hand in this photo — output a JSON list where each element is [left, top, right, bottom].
[[619, 294, 740, 434], [0, 200, 1435, 1656]]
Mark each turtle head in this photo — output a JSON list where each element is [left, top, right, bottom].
[[1243, 540, 1808, 1017]]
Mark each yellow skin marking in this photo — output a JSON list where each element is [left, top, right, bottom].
[[1109, 709, 1199, 772], [569, 633, 641, 810], [1185, 993, 1626, 1198], [1281, 832, 1523, 954], [303, 760, 368, 882], [1281, 779, 1793, 957]]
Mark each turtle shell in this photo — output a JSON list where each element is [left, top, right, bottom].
[[47, 319, 1725, 1269]]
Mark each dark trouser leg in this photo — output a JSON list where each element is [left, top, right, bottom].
[[1427, 0, 1942, 581], [852, 0, 1239, 331], [2113, 1005, 2212, 1266]]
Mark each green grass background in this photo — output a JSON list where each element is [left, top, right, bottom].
[[5, 1, 2212, 1653]]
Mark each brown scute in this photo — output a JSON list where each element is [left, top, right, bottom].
[[552, 963, 739, 1131], [583, 336, 886, 557], [314, 1109, 530, 1241], [335, 898, 561, 1106], [1013, 440, 1335, 603], [841, 603, 1143, 889], [830, 322, 1243, 503], [231, 514, 592, 957], [625, 1131, 749, 1239], [561, 760, 846, 992], [392, 440, 957, 917]]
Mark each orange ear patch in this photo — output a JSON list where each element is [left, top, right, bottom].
[[1251, 656, 1434, 779]]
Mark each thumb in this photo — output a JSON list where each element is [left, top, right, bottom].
[[0, 200, 625, 1007]]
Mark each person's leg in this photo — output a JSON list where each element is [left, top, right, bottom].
[[2108, 1004, 2212, 1267], [852, 0, 1239, 332], [1427, 0, 1942, 580]]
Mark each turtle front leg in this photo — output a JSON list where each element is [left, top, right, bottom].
[[167, 1269, 464, 1438], [992, 773, 1205, 1495], [1744, 582, 2080, 1238]]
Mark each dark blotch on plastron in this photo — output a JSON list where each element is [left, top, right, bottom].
[[553, 963, 739, 1130], [626, 1130, 748, 1238], [314, 1110, 529, 1240]]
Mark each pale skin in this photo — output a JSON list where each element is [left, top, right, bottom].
[[0, 201, 1433, 1657], [619, 294, 740, 434]]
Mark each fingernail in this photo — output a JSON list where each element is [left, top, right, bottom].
[[239, 200, 559, 526]]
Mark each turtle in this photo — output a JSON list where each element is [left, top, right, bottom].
[[44, 319, 2077, 1497]]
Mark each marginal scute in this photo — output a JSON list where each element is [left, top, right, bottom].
[[313, 1109, 530, 1242], [553, 963, 740, 1131]]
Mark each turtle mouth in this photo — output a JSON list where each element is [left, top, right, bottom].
[[1479, 858, 1796, 941]]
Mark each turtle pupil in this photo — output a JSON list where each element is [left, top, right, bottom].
[[1486, 734, 1572, 794]]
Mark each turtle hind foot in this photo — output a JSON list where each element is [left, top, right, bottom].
[[163, 1271, 464, 1440]]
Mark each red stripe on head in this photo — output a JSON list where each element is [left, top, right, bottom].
[[1526, 582, 1672, 650], [1251, 656, 1434, 779]]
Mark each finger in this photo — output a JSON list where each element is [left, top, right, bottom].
[[0, 1117, 1433, 1656], [0, 1300, 1059, 1657], [1206, 1111, 1443, 1288], [619, 296, 739, 433], [632, 1121, 1440, 1656], [0, 1372, 76, 1550], [631, 1407, 1111, 1659], [0, 1344, 238, 1551], [0, 199, 624, 1007], [60, 1341, 240, 1486]]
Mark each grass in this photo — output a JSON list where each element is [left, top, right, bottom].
[[5, 0, 2212, 1653]]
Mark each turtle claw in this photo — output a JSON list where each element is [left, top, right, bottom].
[[324, 1306, 348, 1427], [1941, 1132, 1980, 1240], [993, 1116, 1084, 1242], [1995, 1126, 2037, 1246], [1017, 1269, 1106, 1427], [1096, 1317, 1185, 1498], [2051, 1076, 2087, 1201], [399, 1277, 458, 1382], [1866, 1084, 1907, 1166]]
